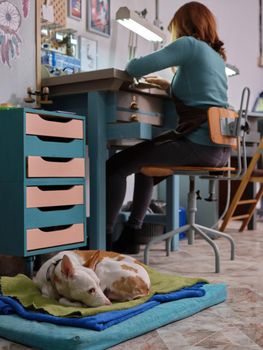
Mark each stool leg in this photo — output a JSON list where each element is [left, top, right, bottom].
[[165, 240, 170, 256], [144, 224, 190, 265], [187, 176, 197, 245], [196, 224, 235, 260], [193, 225, 220, 273]]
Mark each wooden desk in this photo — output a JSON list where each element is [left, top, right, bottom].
[[42, 68, 180, 250]]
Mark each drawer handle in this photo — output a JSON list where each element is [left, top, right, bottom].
[[37, 205, 75, 212], [40, 116, 73, 123], [37, 136, 74, 143], [41, 157, 73, 163], [38, 224, 73, 232], [130, 114, 139, 122], [30, 114, 74, 123], [37, 185, 74, 191], [130, 96, 139, 110]]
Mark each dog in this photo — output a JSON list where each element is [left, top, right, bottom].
[[33, 250, 151, 307]]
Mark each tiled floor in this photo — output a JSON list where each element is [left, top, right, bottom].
[[1, 221, 263, 349]]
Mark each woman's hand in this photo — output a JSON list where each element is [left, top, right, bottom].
[[143, 76, 170, 91]]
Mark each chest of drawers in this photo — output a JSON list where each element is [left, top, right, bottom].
[[0, 108, 87, 257]]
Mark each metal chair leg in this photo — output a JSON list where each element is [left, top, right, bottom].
[[196, 224, 235, 260], [144, 224, 190, 265], [193, 225, 221, 273]]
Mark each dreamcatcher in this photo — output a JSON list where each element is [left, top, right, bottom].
[[0, 0, 30, 67]]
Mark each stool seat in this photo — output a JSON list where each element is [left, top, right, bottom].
[[141, 165, 236, 177]]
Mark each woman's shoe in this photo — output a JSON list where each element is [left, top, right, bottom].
[[112, 226, 140, 254]]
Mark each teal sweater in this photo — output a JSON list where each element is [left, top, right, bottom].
[[125, 36, 228, 146]]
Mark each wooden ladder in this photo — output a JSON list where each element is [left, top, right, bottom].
[[220, 137, 263, 232]]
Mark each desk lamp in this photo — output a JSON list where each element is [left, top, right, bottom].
[[116, 6, 165, 43], [225, 63, 239, 77]]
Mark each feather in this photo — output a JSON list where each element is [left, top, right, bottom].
[[22, 0, 30, 18], [9, 39, 14, 58], [1, 38, 6, 64], [5, 41, 10, 66]]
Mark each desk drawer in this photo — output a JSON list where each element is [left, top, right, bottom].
[[27, 156, 85, 177], [26, 185, 84, 208], [117, 91, 163, 126], [26, 205, 84, 228], [25, 136, 84, 158], [116, 110, 162, 126], [26, 223, 84, 251], [26, 113, 84, 139]]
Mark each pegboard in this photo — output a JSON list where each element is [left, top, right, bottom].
[[41, 0, 67, 27]]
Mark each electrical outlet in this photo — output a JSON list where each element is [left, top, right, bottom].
[[258, 56, 263, 67]]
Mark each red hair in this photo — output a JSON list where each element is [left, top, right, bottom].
[[168, 1, 226, 61]]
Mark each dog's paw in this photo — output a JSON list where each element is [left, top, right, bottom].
[[59, 297, 84, 307]]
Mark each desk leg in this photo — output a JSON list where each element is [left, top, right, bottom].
[[88, 92, 108, 249], [167, 175, 180, 251]]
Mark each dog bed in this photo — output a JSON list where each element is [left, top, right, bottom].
[[0, 266, 207, 317], [0, 282, 206, 330], [0, 283, 227, 350]]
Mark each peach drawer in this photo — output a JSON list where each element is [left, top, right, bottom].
[[26, 223, 84, 251], [26, 185, 84, 208], [27, 156, 85, 178], [26, 113, 84, 139]]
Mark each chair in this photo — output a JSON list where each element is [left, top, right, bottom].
[[140, 87, 250, 273]]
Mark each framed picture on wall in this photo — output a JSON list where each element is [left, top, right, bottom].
[[87, 0, 110, 37], [68, 0, 82, 20], [79, 36, 97, 71]]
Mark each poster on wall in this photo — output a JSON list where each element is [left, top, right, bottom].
[[87, 0, 110, 37], [0, 0, 30, 67], [79, 36, 97, 71], [68, 0, 81, 20]]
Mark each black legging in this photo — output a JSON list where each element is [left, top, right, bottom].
[[106, 137, 231, 234]]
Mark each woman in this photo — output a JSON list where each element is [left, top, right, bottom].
[[106, 1, 230, 253]]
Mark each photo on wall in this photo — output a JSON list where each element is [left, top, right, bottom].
[[87, 0, 110, 37], [68, 0, 82, 20], [79, 36, 97, 72]]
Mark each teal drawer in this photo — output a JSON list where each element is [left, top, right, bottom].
[[25, 204, 85, 229], [24, 135, 85, 158]]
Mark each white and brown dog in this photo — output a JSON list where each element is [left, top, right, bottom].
[[33, 250, 151, 307]]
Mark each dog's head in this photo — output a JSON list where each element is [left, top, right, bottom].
[[53, 255, 111, 307]]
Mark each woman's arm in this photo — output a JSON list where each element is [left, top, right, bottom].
[[125, 37, 194, 78]]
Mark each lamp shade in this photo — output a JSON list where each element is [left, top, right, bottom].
[[116, 7, 165, 43]]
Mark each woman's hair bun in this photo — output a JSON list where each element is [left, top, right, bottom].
[[212, 40, 224, 50]]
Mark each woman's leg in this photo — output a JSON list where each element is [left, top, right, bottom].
[[106, 140, 155, 235], [127, 173, 155, 230], [106, 137, 230, 250]]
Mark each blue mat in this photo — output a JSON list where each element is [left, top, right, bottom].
[[0, 283, 206, 331], [0, 283, 226, 350]]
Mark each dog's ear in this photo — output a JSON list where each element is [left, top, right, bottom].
[[61, 255, 74, 278]]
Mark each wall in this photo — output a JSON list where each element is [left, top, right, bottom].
[[0, 0, 35, 105]]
